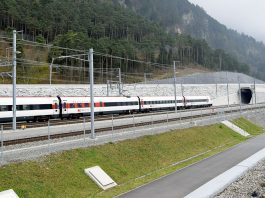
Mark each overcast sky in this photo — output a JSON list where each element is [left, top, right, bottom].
[[188, 0, 265, 43]]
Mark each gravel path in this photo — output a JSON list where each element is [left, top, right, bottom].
[[216, 111, 265, 198], [216, 160, 265, 198]]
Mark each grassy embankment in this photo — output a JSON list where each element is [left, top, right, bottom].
[[232, 117, 264, 135], [0, 120, 263, 198]]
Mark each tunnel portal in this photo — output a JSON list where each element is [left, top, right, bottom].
[[240, 88, 253, 104]]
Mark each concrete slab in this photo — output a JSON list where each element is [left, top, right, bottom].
[[221, 120, 250, 137], [0, 189, 19, 198], [84, 166, 117, 190]]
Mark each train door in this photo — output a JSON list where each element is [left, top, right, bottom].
[[53, 100, 59, 114], [62, 99, 68, 115], [140, 99, 144, 108], [183, 96, 187, 108]]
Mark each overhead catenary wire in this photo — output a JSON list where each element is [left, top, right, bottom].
[[1, 36, 174, 70], [1, 35, 179, 86]]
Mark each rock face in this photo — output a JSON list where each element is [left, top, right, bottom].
[[1, 79, 265, 106], [0, 83, 247, 98]]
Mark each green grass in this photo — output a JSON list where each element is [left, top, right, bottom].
[[0, 124, 247, 198], [232, 117, 264, 135]]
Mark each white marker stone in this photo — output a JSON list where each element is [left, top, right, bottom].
[[84, 166, 117, 190], [0, 189, 19, 198]]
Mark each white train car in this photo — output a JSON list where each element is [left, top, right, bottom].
[[59, 96, 140, 118], [184, 96, 212, 108], [140, 96, 212, 112], [0, 95, 212, 123], [0, 97, 60, 123], [140, 96, 185, 112]]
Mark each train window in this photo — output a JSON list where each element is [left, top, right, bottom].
[[70, 103, 75, 108], [0, 105, 8, 111], [63, 103, 66, 108], [8, 105, 12, 111], [85, 103, 89, 107], [78, 103, 82, 108], [23, 105, 30, 110], [16, 105, 22, 110], [30, 105, 37, 110]]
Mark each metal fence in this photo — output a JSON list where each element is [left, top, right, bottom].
[[1, 103, 265, 166]]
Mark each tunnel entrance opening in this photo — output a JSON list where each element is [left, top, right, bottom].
[[240, 88, 253, 104]]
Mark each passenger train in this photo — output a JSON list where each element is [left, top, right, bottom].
[[0, 95, 212, 123]]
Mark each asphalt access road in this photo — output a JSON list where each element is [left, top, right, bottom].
[[119, 133, 265, 198]]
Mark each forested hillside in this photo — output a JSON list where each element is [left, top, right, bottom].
[[0, 0, 251, 81], [120, 0, 265, 80]]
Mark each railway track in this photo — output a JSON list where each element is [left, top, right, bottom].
[[1, 109, 176, 130], [1, 105, 236, 130], [1, 104, 263, 147]]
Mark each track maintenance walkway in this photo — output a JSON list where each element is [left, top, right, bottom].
[[119, 133, 265, 198]]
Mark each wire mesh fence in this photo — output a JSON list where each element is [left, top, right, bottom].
[[1, 103, 264, 166]]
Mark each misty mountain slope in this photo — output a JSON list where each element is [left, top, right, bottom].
[[0, 0, 250, 82], [120, 0, 265, 79]]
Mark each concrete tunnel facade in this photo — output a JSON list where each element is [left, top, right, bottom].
[[239, 87, 253, 104]]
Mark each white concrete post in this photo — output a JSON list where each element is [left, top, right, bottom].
[[1, 125, 3, 165], [118, 68, 122, 96], [133, 114, 135, 135], [173, 61, 177, 112], [238, 75, 242, 114], [167, 111, 169, 128], [83, 116, 86, 142], [254, 78, 257, 104], [48, 120, 50, 153], [49, 58, 54, 85], [226, 72, 230, 108], [89, 49, 95, 139], [12, 30, 17, 130], [112, 115, 114, 140]]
